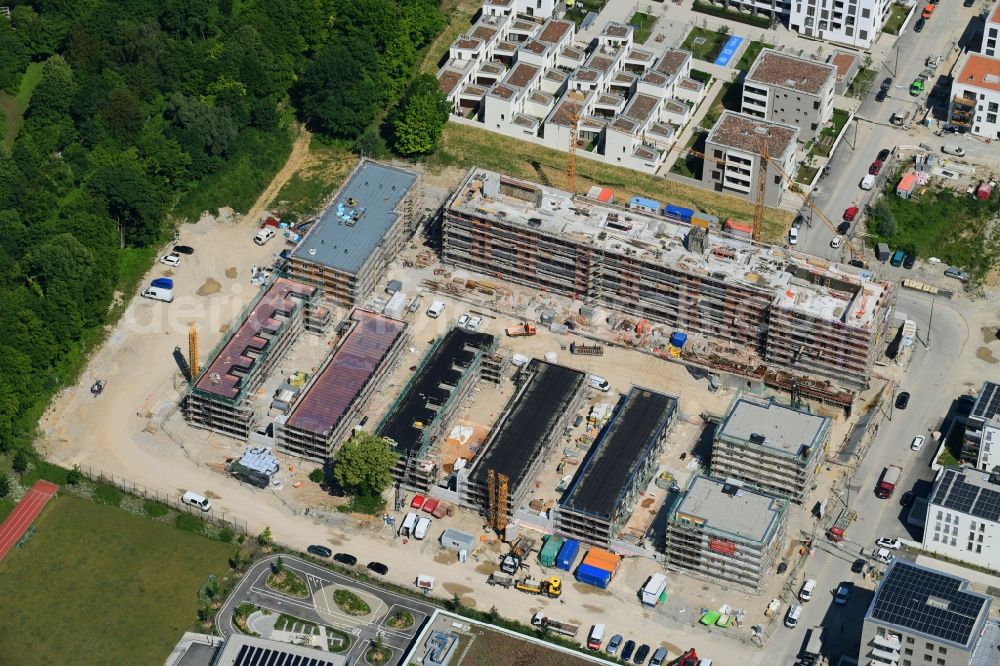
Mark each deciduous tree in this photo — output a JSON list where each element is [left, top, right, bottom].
[[333, 432, 398, 497]]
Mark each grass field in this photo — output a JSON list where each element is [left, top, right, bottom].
[[270, 139, 356, 218], [419, 0, 481, 75], [735, 41, 774, 73], [0, 61, 43, 145], [629, 12, 656, 45], [680, 27, 727, 63], [883, 4, 910, 35], [0, 494, 232, 665], [433, 124, 792, 242]]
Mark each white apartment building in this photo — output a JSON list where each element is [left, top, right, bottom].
[[787, 0, 892, 49], [949, 53, 1000, 140], [742, 48, 836, 142], [702, 111, 800, 207], [923, 466, 1000, 572], [982, 0, 1000, 58], [963, 381, 1000, 472], [483, 0, 557, 19]]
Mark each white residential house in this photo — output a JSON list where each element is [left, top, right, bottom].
[[482, 0, 557, 20], [742, 48, 836, 142], [923, 466, 1000, 572], [787, 0, 892, 49], [948, 53, 1000, 140], [981, 0, 1000, 58]]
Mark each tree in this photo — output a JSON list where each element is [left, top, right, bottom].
[[257, 526, 273, 548], [26, 55, 77, 123], [67, 465, 83, 485], [392, 74, 451, 156], [0, 22, 30, 93], [309, 467, 325, 484], [870, 200, 897, 238], [86, 164, 163, 247], [274, 555, 284, 574], [12, 450, 29, 474], [293, 40, 381, 139], [0, 474, 9, 499], [333, 432, 398, 497]]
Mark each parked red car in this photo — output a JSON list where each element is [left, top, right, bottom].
[[869, 159, 883, 175], [422, 498, 439, 514], [410, 494, 426, 510], [843, 206, 859, 222]]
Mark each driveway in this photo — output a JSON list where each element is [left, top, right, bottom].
[[217, 555, 437, 666]]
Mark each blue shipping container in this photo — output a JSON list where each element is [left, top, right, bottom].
[[630, 196, 661, 213], [556, 539, 580, 571], [665, 204, 694, 222], [575, 562, 612, 588], [670, 332, 688, 348]]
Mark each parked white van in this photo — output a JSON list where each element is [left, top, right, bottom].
[[254, 228, 275, 245], [426, 300, 445, 318], [861, 174, 877, 190], [785, 603, 803, 628], [588, 374, 611, 392], [142, 286, 174, 303], [181, 491, 211, 512], [400, 512, 418, 537], [799, 578, 817, 602], [414, 516, 431, 540]]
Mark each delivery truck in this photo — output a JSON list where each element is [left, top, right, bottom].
[[641, 573, 667, 606], [877, 465, 902, 499], [530, 612, 579, 637]]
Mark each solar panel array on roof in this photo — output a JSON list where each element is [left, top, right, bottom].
[[933, 468, 1000, 521], [870, 561, 988, 647], [233, 643, 340, 666], [971, 381, 1000, 419]]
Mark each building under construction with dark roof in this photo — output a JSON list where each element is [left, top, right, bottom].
[[273, 309, 408, 461], [458, 359, 586, 525], [182, 277, 330, 439], [376, 327, 497, 493], [555, 386, 678, 547]]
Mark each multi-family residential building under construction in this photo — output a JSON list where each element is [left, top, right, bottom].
[[442, 168, 896, 397]]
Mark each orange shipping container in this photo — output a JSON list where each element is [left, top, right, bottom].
[[581, 548, 621, 573]]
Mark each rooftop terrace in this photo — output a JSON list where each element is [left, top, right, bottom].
[[746, 49, 836, 95], [673, 475, 786, 544], [561, 387, 677, 518], [707, 111, 798, 158], [283, 310, 406, 437], [290, 161, 418, 274], [447, 169, 890, 328]]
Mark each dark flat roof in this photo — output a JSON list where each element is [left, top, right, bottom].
[[561, 387, 676, 518], [378, 328, 494, 455], [971, 380, 1000, 420], [470, 360, 584, 489], [866, 560, 990, 649], [289, 160, 417, 274], [284, 310, 406, 437], [195, 278, 317, 400], [931, 467, 1000, 522]]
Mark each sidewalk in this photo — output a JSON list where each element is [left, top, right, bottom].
[[659, 76, 727, 173]]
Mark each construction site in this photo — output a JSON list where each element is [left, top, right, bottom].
[[442, 167, 896, 399]]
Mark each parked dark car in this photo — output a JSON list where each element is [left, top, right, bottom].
[[333, 553, 357, 566], [621, 640, 637, 662], [896, 392, 911, 409], [834, 582, 854, 605], [851, 558, 866, 574], [877, 148, 891, 162], [914, 18, 925, 32], [900, 491, 915, 508], [634, 644, 651, 664], [849, 259, 867, 269], [903, 253, 916, 269], [307, 545, 332, 558], [777, 561, 788, 574], [837, 221, 851, 235], [173, 245, 195, 255], [367, 561, 389, 575], [964, 0, 974, 6]]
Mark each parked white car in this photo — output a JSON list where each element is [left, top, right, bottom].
[[830, 236, 842, 249], [160, 252, 181, 267], [457, 314, 470, 329], [910, 435, 925, 451], [466, 315, 483, 332], [789, 227, 798, 245], [941, 145, 965, 157], [254, 228, 275, 245], [876, 537, 902, 550], [875, 548, 893, 564]]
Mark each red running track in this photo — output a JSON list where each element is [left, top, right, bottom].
[[0, 480, 58, 563]]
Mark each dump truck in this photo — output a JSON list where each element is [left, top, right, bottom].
[[531, 612, 579, 637], [569, 342, 604, 356], [500, 535, 535, 574], [877, 465, 902, 499], [515, 576, 562, 598], [505, 322, 536, 337], [487, 573, 515, 588], [826, 508, 857, 542]]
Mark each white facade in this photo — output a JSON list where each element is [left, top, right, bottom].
[[983, 1, 1000, 58], [483, 0, 557, 19], [923, 467, 1000, 572], [741, 49, 836, 142], [786, 0, 891, 49]]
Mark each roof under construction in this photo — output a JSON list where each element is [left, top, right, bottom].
[[378, 328, 494, 456], [469, 359, 585, 490], [561, 386, 677, 518]]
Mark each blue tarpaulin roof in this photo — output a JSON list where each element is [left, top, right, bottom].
[[630, 196, 661, 211]]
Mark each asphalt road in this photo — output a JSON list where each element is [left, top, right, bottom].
[[765, 289, 971, 664], [217, 554, 436, 666], [800, 2, 989, 262]]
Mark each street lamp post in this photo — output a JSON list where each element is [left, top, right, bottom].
[[927, 293, 936, 349]]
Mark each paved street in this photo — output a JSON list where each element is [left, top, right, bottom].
[[217, 554, 435, 666], [801, 1, 993, 260], [765, 289, 973, 664]]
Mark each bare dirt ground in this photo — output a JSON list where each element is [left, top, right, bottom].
[[243, 127, 313, 225]]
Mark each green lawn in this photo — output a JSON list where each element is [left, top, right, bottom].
[[1, 61, 44, 145], [796, 164, 819, 184], [734, 41, 774, 73], [629, 12, 657, 45], [810, 108, 850, 158], [680, 27, 728, 63], [883, 4, 910, 35], [699, 80, 737, 129], [847, 68, 876, 98], [0, 495, 232, 665]]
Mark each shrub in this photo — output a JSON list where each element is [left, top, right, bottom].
[[66, 465, 82, 485], [217, 527, 236, 543], [176, 511, 206, 534], [309, 468, 325, 483], [93, 484, 123, 508], [350, 493, 384, 515], [143, 499, 170, 518]]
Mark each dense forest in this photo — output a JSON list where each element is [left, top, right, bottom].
[[0, 0, 445, 454]]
